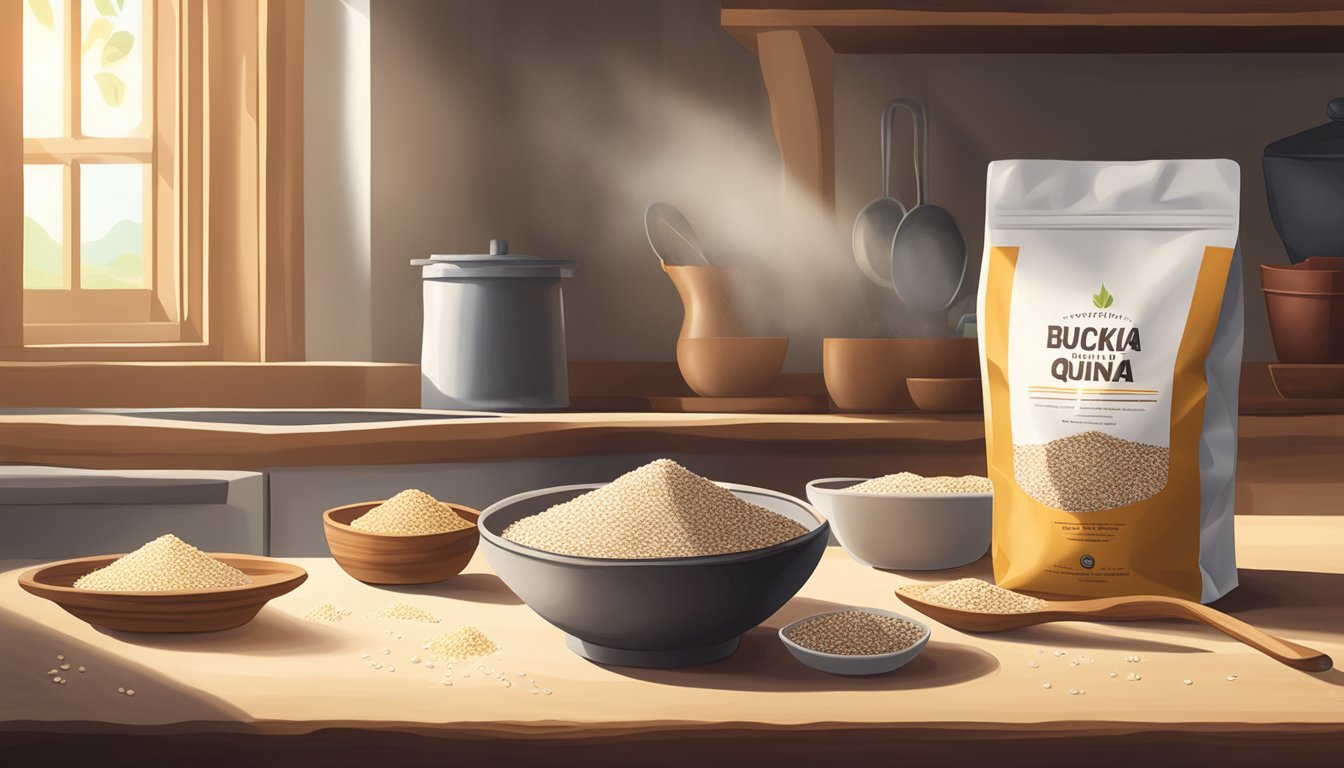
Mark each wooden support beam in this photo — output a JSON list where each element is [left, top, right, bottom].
[[755, 27, 835, 220]]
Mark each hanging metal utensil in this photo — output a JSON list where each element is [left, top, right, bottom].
[[888, 102, 967, 314], [852, 97, 924, 287], [644, 201, 710, 267]]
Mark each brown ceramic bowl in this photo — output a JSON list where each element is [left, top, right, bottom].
[[18, 554, 307, 633], [323, 501, 480, 585], [676, 336, 788, 397], [1260, 257, 1344, 293], [823, 338, 978, 411], [1263, 288, 1344, 364], [907, 377, 984, 412]]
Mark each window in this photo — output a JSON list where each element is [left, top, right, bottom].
[[22, 0, 184, 345], [3, 0, 305, 361]]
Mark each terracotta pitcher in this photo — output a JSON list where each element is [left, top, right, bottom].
[[663, 265, 747, 339], [663, 264, 787, 397]]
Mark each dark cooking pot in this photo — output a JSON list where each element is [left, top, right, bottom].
[[1264, 98, 1344, 264]]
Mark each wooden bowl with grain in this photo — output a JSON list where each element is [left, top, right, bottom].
[[18, 554, 307, 633], [322, 501, 480, 585]]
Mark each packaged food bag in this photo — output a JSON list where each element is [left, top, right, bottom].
[[978, 159, 1241, 603]]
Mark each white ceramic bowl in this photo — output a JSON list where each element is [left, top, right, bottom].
[[805, 477, 991, 570], [778, 608, 931, 675]]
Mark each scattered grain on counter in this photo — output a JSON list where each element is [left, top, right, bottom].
[[846, 472, 992, 494], [350, 489, 474, 535], [73, 534, 252, 591], [302, 603, 352, 623], [906, 578, 1047, 614], [367, 602, 441, 623], [785, 611, 926, 655], [1013, 431, 1169, 512], [424, 626, 498, 660], [501, 459, 808, 559]]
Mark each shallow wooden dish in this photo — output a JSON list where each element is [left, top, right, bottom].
[[18, 554, 307, 633], [323, 501, 480, 585]]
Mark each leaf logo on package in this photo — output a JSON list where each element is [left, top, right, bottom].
[[1092, 284, 1114, 309]]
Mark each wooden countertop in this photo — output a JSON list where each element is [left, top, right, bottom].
[[0, 410, 992, 469], [3, 409, 1344, 485], [2, 516, 1341, 765]]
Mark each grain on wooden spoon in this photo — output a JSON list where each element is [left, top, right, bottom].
[[896, 581, 1333, 672]]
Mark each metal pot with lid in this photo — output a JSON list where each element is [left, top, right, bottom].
[[1264, 98, 1344, 264], [412, 239, 577, 411]]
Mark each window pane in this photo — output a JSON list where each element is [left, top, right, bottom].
[[24, 165, 66, 289], [82, 0, 147, 138], [80, 163, 145, 289], [23, 0, 66, 138]]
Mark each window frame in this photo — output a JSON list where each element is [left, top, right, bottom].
[[2, 0, 305, 364], [20, 0, 195, 349]]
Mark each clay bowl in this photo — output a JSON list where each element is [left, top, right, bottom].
[[676, 336, 788, 397], [824, 338, 978, 411], [323, 501, 480, 585], [1260, 257, 1344, 293], [18, 554, 307, 633], [907, 377, 983, 412], [1263, 288, 1344, 364]]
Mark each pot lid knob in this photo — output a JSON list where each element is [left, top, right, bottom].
[[1329, 98, 1344, 121], [490, 239, 509, 256]]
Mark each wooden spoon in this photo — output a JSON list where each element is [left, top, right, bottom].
[[896, 585, 1333, 672]]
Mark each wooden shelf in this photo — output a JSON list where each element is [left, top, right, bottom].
[[722, 1, 1344, 212], [722, 1, 1344, 54]]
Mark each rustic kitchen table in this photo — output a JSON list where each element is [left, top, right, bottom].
[[2, 515, 1341, 767]]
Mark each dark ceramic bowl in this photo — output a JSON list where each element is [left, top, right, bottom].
[[478, 482, 829, 669]]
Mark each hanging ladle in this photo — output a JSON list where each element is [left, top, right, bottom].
[[887, 101, 967, 314], [851, 97, 920, 288]]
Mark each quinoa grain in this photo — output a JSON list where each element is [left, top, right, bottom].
[[785, 611, 925, 655], [1013, 431, 1168, 512], [74, 534, 252, 591], [906, 578, 1047, 614], [846, 473, 991, 494], [351, 490, 474, 535], [502, 459, 807, 559]]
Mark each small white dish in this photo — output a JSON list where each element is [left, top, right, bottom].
[[778, 608, 931, 676], [805, 477, 991, 570]]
